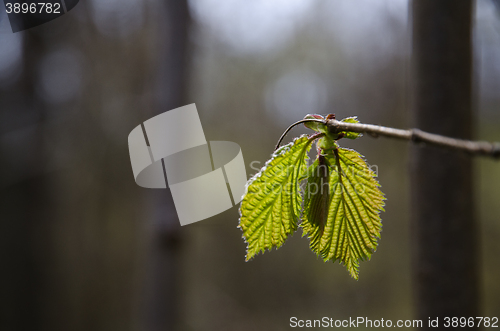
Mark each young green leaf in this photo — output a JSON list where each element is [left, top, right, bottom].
[[301, 148, 385, 279], [239, 135, 314, 261], [340, 116, 363, 139], [302, 155, 331, 254]]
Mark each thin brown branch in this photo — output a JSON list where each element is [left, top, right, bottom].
[[275, 119, 324, 150], [326, 119, 500, 159]]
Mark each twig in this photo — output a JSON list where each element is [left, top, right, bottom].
[[275, 119, 325, 150], [326, 119, 500, 159]]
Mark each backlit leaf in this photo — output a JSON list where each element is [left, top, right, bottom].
[[301, 148, 385, 279], [239, 135, 314, 261]]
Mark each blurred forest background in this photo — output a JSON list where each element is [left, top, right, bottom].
[[0, 0, 499, 330]]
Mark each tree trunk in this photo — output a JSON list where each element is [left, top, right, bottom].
[[411, 0, 479, 327], [0, 29, 51, 331], [143, 1, 191, 330]]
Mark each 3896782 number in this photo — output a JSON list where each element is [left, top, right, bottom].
[[444, 317, 498, 328], [5, 2, 61, 14]]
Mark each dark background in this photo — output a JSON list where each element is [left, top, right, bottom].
[[0, 0, 499, 330]]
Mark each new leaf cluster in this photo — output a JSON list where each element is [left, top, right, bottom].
[[238, 116, 385, 279]]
